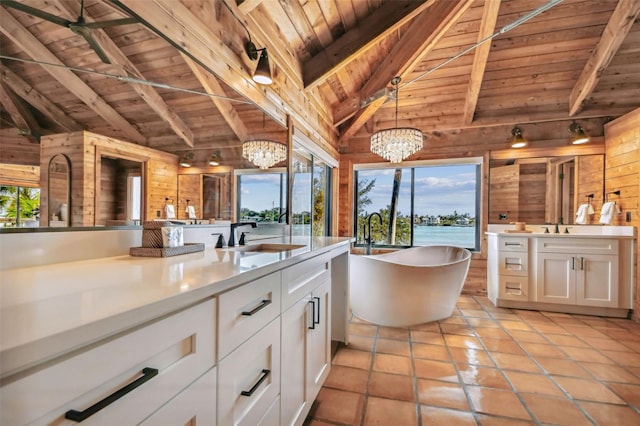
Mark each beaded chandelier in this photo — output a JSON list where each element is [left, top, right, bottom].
[[242, 140, 287, 169], [370, 77, 423, 163]]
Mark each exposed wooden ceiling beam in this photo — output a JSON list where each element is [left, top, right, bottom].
[[183, 55, 249, 142], [51, 0, 194, 147], [0, 82, 41, 142], [569, 0, 640, 116], [238, 0, 264, 15], [303, 0, 435, 90], [0, 8, 146, 143], [338, 0, 474, 143], [0, 64, 82, 132], [462, 0, 501, 125], [113, 0, 336, 147], [276, 0, 323, 57]]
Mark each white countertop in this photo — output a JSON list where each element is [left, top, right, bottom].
[[0, 236, 352, 378], [486, 224, 636, 238]]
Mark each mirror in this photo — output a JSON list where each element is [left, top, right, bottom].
[[489, 154, 604, 225], [47, 154, 71, 227], [98, 156, 144, 226], [178, 168, 233, 222]]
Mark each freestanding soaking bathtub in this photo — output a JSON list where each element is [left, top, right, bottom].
[[349, 245, 472, 327]]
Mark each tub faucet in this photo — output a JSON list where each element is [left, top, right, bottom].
[[229, 222, 257, 247], [365, 212, 383, 255]]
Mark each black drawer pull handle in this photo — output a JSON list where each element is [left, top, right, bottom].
[[65, 367, 158, 422], [240, 369, 271, 397], [313, 296, 321, 325], [241, 299, 272, 316], [308, 299, 316, 329]]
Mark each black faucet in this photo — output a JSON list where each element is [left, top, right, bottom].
[[229, 222, 257, 247], [365, 213, 383, 255]]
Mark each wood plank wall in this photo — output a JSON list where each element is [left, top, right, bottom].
[[40, 131, 178, 226], [604, 108, 639, 322], [0, 163, 39, 187], [576, 155, 605, 225]]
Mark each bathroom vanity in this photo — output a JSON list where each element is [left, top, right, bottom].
[[0, 234, 351, 425], [486, 225, 636, 317]]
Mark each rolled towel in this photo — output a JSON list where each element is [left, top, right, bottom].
[[186, 205, 197, 219], [599, 201, 617, 225], [164, 204, 176, 219], [575, 204, 589, 224]]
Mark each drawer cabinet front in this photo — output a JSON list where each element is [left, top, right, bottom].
[[499, 275, 529, 301], [1, 298, 216, 426], [499, 237, 529, 252], [218, 317, 280, 426], [218, 272, 281, 359], [282, 253, 331, 310], [535, 238, 619, 255], [140, 367, 216, 425], [498, 252, 529, 277]]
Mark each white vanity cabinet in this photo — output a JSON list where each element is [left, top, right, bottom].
[[497, 236, 530, 301], [534, 238, 619, 308], [281, 254, 332, 426], [1, 298, 216, 426]]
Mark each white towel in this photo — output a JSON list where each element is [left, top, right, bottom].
[[575, 204, 589, 224], [164, 204, 176, 219], [599, 201, 619, 225], [186, 205, 196, 219]]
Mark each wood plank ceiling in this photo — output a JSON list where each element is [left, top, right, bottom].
[[1, 0, 639, 167]]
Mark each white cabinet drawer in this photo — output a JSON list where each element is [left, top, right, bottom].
[[140, 367, 216, 425], [282, 252, 331, 310], [218, 272, 281, 359], [535, 238, 619, 255], [498, 237, 529, 252], [218, 317, 280, 426], [498, 251, 528, 277], [1, 298, 216, 426], [499, 275, 529, 301]]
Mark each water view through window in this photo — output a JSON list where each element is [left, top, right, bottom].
[[355, 162, 480, 250]]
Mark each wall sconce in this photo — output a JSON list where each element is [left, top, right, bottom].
[[569, 121, 589, 144], [510, 126, 527, 148], [179, 152, 194, 167], [245, 41, 272, 85], [208, 151, 221, 166]]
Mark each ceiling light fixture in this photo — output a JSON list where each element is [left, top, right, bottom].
[[179, 152, 194, 167], [245, 42, 272, 85], [370, 77, 423, 163], [208, 151, 221, 166], [510, 126, 527, 148], [569, 121, 589, 145], [242, 140, 287, 169]]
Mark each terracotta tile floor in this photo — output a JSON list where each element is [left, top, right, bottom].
[[306, 295, 640, 426]]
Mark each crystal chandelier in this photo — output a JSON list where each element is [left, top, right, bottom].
[[242, 140, 287, 169], [370, 77, 423, 163]]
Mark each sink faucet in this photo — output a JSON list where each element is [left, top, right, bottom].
[[365, 213, 383, 255], [229, 222, 257, 247]]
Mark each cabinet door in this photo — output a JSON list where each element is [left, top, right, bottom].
[[535, 253, 574, 304], [307, 279, 331, 400], [218, 318, 280, 426], [576, 254, 619, 307], [280, 297, 311, 426]]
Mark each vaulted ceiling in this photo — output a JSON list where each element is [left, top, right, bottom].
[[1, 0, 639, 167]]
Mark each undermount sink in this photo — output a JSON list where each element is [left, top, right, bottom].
[[228, 243, 307, 253]]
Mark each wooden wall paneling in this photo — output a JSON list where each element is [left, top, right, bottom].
[[575, 154, 605, 224], [0, 163, 39, 187], [99, 158, 118, 226], [518, 163, 546, 224], [488, 164, 519, 223], [178, 174, 201, 220], [604, 107, 639, 322]]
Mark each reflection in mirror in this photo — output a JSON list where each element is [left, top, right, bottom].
[[203, 173, 232, 221], [99, 157, 143, 226], [237, 169, 287, 222], [292, 150, 312, 236], [489, 154, 604, 225], [48, 154, 70, 227]]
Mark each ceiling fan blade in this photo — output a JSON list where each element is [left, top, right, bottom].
[[82, 17, 137, 29], [69, 26, 112, 64], [1, 0, 72, 27]]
